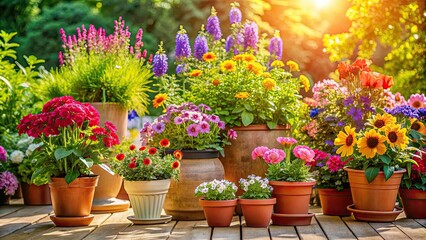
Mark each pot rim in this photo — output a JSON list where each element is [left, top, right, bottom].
[[343, 167, 406, 174], [231, 124, 291, 131], [199, 198, 238, 207], [269, 180, 316, 186], [238, 197, 276, 205]]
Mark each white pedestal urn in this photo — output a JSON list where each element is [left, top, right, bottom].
[[90, 102, 130, 213]]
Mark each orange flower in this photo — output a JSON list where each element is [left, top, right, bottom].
[[246, 62, 263, 75], [190, 69, 202, 77], [360, 71, 382, 89], [202, 52, 217, 62], [220, 60, 236, 72], [262, 78, 276, 90], [173, 150, 183, 160], [152, 93, 168, 108], [159, 138, 170, 147], [380, 74, 394, 89], [233, 54, 244, 61], [212, 79, 220, 86], [243, 54, 256, 62]]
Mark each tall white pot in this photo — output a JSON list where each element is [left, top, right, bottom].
[[124, 179, 171, 219]]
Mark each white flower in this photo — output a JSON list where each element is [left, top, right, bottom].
[[232, 185, 238, 191], [218, 186, 225, 193], [10, 150, 24, 163], [249, 179, 255, 184], [201, 188, 208, 193], [261, 183, 267, 189], [26, 142, 42, 156]]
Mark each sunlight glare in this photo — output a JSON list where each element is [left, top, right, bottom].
[[314, 0, 332, 9]]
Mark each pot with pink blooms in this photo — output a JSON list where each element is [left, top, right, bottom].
[[252, 137, 316, 226]]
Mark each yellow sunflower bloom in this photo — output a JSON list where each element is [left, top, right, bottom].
[[262, 72, 272, 78], [334, 126, 357, 157], [300, 75, 310, 92], [246, 62, 263, 75], [243, 54, 256, 62], [202, 52, 217, 62], [189, 69, 202, 77], [368, 113, 396, 129], [262, 78, 276, 90], [271, 60, 284, 68], [286, 60, 300, 72], [235, 92, 250, 99], [233, 54, 245, 61], [152, 93, 168, 108], [220, 60, 236, 72], [410, 119, 426, 135], [357, 129, 387, 159], [384, 124, 409, 149]]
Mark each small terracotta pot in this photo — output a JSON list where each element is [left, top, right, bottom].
[[345, 167, 405, 212], [270, 180, 316, 214], [49, 176, 99, 217], [22, 183, 51, 205], [399, 188, 426, 218], [239, 198, 276, 227], [318, 188, 352, 216], [199, 199, 237, 227]]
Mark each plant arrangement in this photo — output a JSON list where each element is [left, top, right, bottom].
[[109, 140, 181, 181], [194, 179, 238, 200], [38, 17, 153, 115], [153, 3, 305, 128], [16, 96, 120, 184], [310, 149, 349, 191], [140, 102, 237, 156], [239, 174, 273, 199], [252, 137, 314, 182], [0, 145, 19, 198]]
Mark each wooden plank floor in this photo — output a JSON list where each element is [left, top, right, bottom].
[[1, 199, 425, 240]]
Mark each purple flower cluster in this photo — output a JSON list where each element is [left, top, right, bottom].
[[206, 7, 222, 40], [225, 33, 244, 54], [176, 64, 187, 74], [0, 171, 18, 196], [193, 34, 208, 60], [268, 31, 283, 60], [244, 22, 258, 50], [0, 146, 7, 162], [386, 105, 420, 119], [229, 5, 242, 24], [175, 27, 192, 60], [152, 52, 168, 77]]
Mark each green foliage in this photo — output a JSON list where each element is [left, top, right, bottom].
[[323, 0, 425, 97], [195, 179, 238, 200], [266, 159, 312, 182], [239, 175, 273, 199], [314, 167, 349, 191]]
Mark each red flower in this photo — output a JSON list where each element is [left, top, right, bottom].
[[42, 96, 77, 113], [128, 161, 137, 169], [380, 74, 394, 89], [173, 150, 183, 160], [143, 158, 151, 166], [337, 62, 350, 80], [139, 146, 147, 151], [104, 121, 117, 133], [159, 138, 170, 147], [129, 144, 136, 151], [171, 161, 180, 169], [92, 127, 107, 135], [360, 71, 382, 89], [148, 147, 157, 155], [82, 103, 100, 126], [116, 153, 125, 161]]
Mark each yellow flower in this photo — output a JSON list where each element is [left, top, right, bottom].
[[189, 69, 202, 77], [286, 60, 300, 72], [233, 54, 245, 61], [271, 60, 284, 68], [235, 92, 250, 99], [202, 52, 217, 62], [300, 75, 310, 92], [221, 60, 236, 72], [243, 54, 256, 62], [152, 93, 168, 108], [246, 62, 263, 75], [384, 124, 409, 149], [262, 78, 276, 90], [357, 129, 387, 159], [410, 119, 426, 135], [262, 72, 272, 78], [334, 126, 357, 157], [368, 113, 396, 129]]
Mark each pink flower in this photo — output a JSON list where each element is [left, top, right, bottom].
[[326, 155, 347, 173], [276, 137, 297, 147], [187, 123, 200, 137], [408, 93, 426, 109], [0, 146, 7, 162], [293, 145, 315, 163], [227, 129, 237, 140], [263, 149, 286, 164], [0, 171, 18, 196], [251, 146, 269, 160], [313, 149, 328, 161]]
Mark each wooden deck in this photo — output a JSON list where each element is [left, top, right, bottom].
[[1, 200, 425, 240]]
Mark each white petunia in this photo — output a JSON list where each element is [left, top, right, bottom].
[[10, 150, 24, 163]]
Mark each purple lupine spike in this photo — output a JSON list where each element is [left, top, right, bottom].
[[153, 42, 168, 77], [225, 35, 233, 52], [206, 7, 222, 41], [269, 30, 283, 60], [81, 24, 87, 40], [244, 21, 258, 50], [176, 63, 186, 74], [229, 3, 242, 24], [76, 27, 82, 43], [129, 46, 134, 55], [72, 35, 77, 45], [58, 51, 64, 66], [225, 33, 243, 54], [175, 26, 191, 60], [59, 28, 67, 46], [193, 34, 208, 60]]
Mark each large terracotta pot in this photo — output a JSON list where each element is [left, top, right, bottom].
[[89, 102, 128, 139], [21, 183, 51, 205], [164, 150, 225, 220], [124, 179, 170, 219], [220, 124, 290, 194], [270, 180, 316, 214], [345, 167, 405, 212], [399, 188, 426, 218], [239, 198, 276, 227], [199, 199, 237, 227], [49, 176, 99, 217], [318, 188, 352, 216]]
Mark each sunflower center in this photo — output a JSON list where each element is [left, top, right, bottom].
[[413, 101, 421, 108], [374, 120, 385, 128], [388, 132, 398, 143], [411, 122, 420, 131], [156, 97, 164, 103], [366, 137, 379, 148], [346, 135, 354, 146]]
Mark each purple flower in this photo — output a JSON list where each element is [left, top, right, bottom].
[[152, 122, 166, 133], [174, 117, 183, 125], [152, 53, 168, 77], [182, 111, 190, 119], [309, 108, 319, 118], [0, 171, 18, 196], [176, 64, 186, 74], [418, 108, 426, 119], [348, 107, 363, 121], [343, 96, 354, 106], [193, 34, 208, 60], [175, 27, 191, 60], [0, 146, 7, 162], [225, 35, 233, 52], [229, 5, 242, 24], [325, 140, 334, 146], [198, 104, 212, 112], [337, 121, 346, 127], [228, 129, 237, 140], [225, 33, 243, 54], [209, 114, 220, 123], [360, 95, 371, 106], [386, 105, 420, 119], [217, 121, 226, 130], [206, 7, 222, 41], [269, 31, 282, 60], [128, 110, 138, 120], [244, 22, 258, 50], [198, 121, 211, 133], [190, 112, 201, 122], [187, 123, 200, 137]]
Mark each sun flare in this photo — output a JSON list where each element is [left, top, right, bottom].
[[313, 0, 332, 9]]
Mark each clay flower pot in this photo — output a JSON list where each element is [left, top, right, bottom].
[[199, 199, 237, 227], [239, 198, 276, 227], [399, 188, 426, 218], [318, 188, 352, 216], [269, 180, 316, 214], [22, 183, 51, 205]]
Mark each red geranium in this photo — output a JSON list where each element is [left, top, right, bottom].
[[159, 138, 170, 147]]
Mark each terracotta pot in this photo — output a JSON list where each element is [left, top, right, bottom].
[[220, 124, 290, 195], [124, 179, 170, 219], [239, 198, 276, 227], [399, 188, 426, 218], [49, 176, 99, 217], [89, 102, 128, 139], [318, 188, 352, 216], [199, 199, 237, 227], [270, 180, 316, 214], [345, 167, 405, 212], [22, 183, 51, 205], [164, 150, 225, 220]]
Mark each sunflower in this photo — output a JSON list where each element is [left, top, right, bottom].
[[220, 60, 236, 72], [384, 124, 409, 149], [286, 60, 300, 72], [271, 60, 284, 68], [368, 113, 396, 129], [357, 129, 387, 159], [300, 75, 310, 92], [152, 93, 168, 108], [189, 69, 202, 77], [262, 78, 276, 90], [232, 54, 244, 61], [202, 52, 217, 62], [410, 119, 426, 135], [243, 54, 256, 62], [246, 62, 263, 75], [334, 126, 357, 157]]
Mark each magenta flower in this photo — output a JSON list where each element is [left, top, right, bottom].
[[0, 146, 7, 162], [190, 112, 202, 122], [152, 122, 166, 133], [293, 145, 315, 163], [217, 121, 226, 129], [227, 129, 237, 140], [326, 155, 346, 173], [174, 116, 183, 125], [198, 121, 211, 133], [0, 171, 18, 196], [276, 137, 297, 147], [313, 149, 328, 161], [263, 149, 286, 164], [251, 146, 269, 160], [209, 114, 220, 123], [408, 93, 426, 109], [187, 123, 200, 137]]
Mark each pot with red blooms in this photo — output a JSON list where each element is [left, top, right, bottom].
[[238, 175, 275, 227]]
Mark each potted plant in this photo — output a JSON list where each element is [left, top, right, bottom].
[[152, 3, 304, 186], [238, 174, 275, 227], [0, 145, 19, 205], [17, 96, 120, 226], [195, 179, 238, 227], [252, 137, 315, 226], [108, 140, 181, 224], [141, 102, 236, 220]]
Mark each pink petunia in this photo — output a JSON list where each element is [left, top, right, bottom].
[[227, 129, 237, 140], [187, 124, 200, 137], [263, 148, 286, 164], [276, 137, 297, 147], [251, 146, 269, 160], [293, 145, 315, 163]]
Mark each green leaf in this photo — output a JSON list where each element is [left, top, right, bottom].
[[73, 149, 82, 157], [241, 111, 254, 126], [365, 167, 380, 183], [379, 155, 391, 164], [79, 157, 93, 168], [243, 104, 254, 111], [232, 106, 245, 113], [267, 121, 277, 129], [65, 170, 80, 184], [54, 148, 73, 160], [383, 165, 394, 181]]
